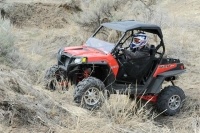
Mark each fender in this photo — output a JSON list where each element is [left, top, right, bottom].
[[147, 69, 186, 94], [158, 69, 186, 77], [87, 54, 119, 77], [153, 63, 185, 77]]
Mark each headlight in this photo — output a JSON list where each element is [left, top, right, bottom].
[[74, 58, 82, 63], [74, 57, 87, 64]]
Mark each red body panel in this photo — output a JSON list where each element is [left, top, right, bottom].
[[153, 63, 177, 77], [64, 46, 119, 76], [139, 95, 158, 103]]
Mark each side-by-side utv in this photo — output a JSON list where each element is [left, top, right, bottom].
[[45, 20, 186, 116]]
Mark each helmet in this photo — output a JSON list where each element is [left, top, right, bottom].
[[130, 32, 148, 49]]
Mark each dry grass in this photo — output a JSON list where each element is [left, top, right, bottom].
[[0, 0, 200, 132], [72, 0, 154, 33]]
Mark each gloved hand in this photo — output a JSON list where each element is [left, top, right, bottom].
[[118, 47, 125, 51]]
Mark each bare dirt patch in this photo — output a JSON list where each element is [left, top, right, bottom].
[[1, 2, 81, 28]]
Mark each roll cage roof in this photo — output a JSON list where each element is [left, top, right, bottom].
[[91, 20, 165, 60], [101, 20, 163, 39]]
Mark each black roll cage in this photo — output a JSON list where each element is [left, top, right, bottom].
[[91, 21, 165, 63]]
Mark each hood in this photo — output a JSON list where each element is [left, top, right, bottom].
[[63, 45, 108, 57], [63, 45, 119, 76]]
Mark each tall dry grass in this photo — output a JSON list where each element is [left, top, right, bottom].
[[0, 19, 49, 83], [0, 0, 200, 132]]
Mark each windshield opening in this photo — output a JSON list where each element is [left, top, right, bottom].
[[85, 26, 123, 53]]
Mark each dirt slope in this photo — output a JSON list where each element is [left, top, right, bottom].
[[0, 0, 200, 132]]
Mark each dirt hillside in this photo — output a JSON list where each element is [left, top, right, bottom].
[[0, 0, 200, 132]]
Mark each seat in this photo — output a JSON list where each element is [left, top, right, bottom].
[[116, 45, 157, 84]]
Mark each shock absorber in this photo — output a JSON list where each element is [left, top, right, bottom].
[[83, 68, 92, 78]]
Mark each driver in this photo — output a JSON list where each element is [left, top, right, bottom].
[[123, 32, 149, 60]]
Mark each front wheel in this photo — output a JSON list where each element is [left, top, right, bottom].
[[156, 86, 185, 116], [44, 65, 67, 91], [73, 77, 106, 110]]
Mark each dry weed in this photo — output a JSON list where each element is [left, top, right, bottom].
[[0, 0, 200, 132]]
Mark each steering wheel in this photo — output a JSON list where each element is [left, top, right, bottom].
[[114, 46, 128, 61]]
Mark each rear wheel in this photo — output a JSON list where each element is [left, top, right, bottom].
[[73, 77, 106, 110], [156, 86, 185, 116]]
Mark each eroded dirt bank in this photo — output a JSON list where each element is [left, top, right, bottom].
[[0, 0, 200, 132]]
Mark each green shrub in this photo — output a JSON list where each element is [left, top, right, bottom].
[[0, 19, 14, 59], [73, 0, 130, 32]]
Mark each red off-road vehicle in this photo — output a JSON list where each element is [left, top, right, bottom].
[[45, 20, 186, 116]]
